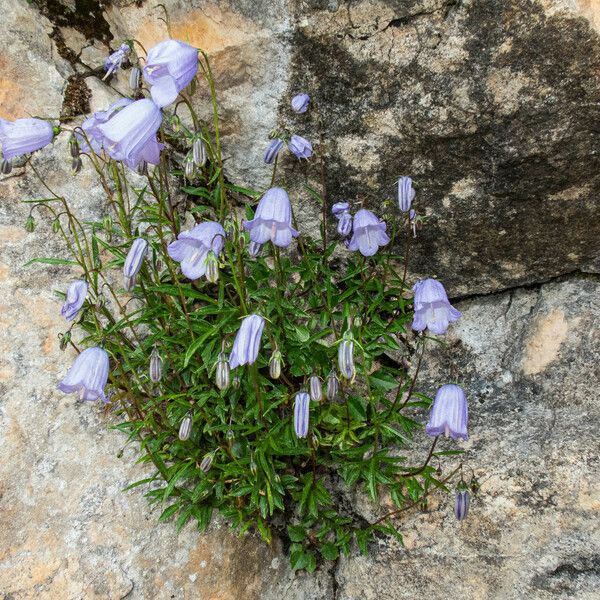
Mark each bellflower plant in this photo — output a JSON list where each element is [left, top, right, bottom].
[[23, 35, 477, 573], [143, 39, 199, 107], [0, 118, 54, 160], [412, 278, 461, 335]]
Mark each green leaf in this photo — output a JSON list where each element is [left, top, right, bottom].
[[24, 257, 79, 267], [320, 543, 339, 561]]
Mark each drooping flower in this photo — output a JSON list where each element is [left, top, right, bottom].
[[425, 383, 468, 441], [79, 98, 133, 154], [200, 453, 214, 473], [167, 221, 225, 280], [215, 352, 231, 390], [123, 238, 148, 290], [412, 278, 461, 335], [229, 314, 265, 369], [58, 347, 109, 402], [205, 251, 219, 283], [192, 135, 207, 167], [291, 93, 310, 113], [248, 241, 262, 258], [454, 485, 470, 521], [332, 203, 353, 237], [149, 346, 163, 383], [347, 208, 390, 257], [143, 39, 199, 108], [104, 43, 131, 78], [288, 134, 313, 159], [179, 412, 192, 440], [338, 332, 355, 381], [326, 369, 339, 401], [243, 187, 299, 248], [97, 98, 164, 168], [61, 280, 88, 322], [129, 67, 141, 91], [269, 349, 282, 379], [331, 202, 349, 217], [293, 391, 310, 438], [264, 138, 283, 164], [0, 118, 54, 160], [309, 375, 322, 402], [398, 176, 416, 212]]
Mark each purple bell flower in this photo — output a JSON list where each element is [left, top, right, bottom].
[[455, 487, 470, 521], [288, 134, 313, 159], [123, 237, 148, 289], [398, 176, 416, 212], [264, 138, 283, 164], [425, 383, 468, 441], [412, 278, 461, 335], [104, 43, 131, 78], [332, 203, 353, 237], [0, 118, 54, 160], [167, 221, 225, 280], [243, 187, 299, 248], [347, 208, 390, 256], [61, 280, 88, 321], [291, 93, 310, 113], [331, 202, 349, 217], [58, 347, 110, 402], [293, 391, 310, 438], [143, 39, 199, 108], [97, 98, 164, 168], [229, 314, 265, 369], [79, 98, 133, 154]]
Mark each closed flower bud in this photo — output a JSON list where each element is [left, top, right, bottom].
[[454, 484, 470, 521], [309, 375, 322, 402], [71, 156, 83, 174], [229, 314, 265, 369], [205, 250, 219, 283], [184, 155, 195, 180], [137, 160, 148, 176], [338, 332, 355, 380], [226, 429, 234, 440], [263, 138, 283, 164], [59, 331, 71, 351], [149, 346, 163, 383], [248, 241, 262, 258], [52, 218, 61, 234], [102, 214, 112, 241], [293, 391, 310, 438], [250, 458, 257, 475], [215, 352, 230, 390], [123, 237, 148, 291], [192, 136, 207, 167], [129, 66, 141, 91], [200, 453, 214, 473], [178, 412, 193, 441], [24, 215, 36, 233], [1, 158, 12, 174], [69, 135, 80, 158], [397, 176, 416, 212], [269, 349, 282, 379], [170, 115, 181, 132], [61, 280, 88, 321], [326, 369, 339, 401], [291, 93, 310, 113], [232, 374, 241, 389]]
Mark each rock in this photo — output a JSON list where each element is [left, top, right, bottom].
[[0, 0, 599, 598]]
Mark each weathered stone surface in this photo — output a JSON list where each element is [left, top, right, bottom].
[[1, 0, 600, 598]]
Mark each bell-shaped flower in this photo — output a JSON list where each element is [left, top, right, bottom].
[[291, 93, 310, 113], [288, 134, 313, 159], [0, 118, 54, 160], [293, 391, 310, 438], [79, 98, 133, 154], [412, 278, 461, 335], [332, 202, 353, 237], [243, 187, 299, 248], [58, 347, 110, 402], [104, 43, 131, 77], [347, 208, 390, 256], [143, 39, 199, 108], [398, 176, 416, 212], [123, 237, 148, 287], [425, 383, 468, 441], [229, 314, 265, 369], [264, 138, 283, 164], [167, 221, 225, 280], [97, 98, 164, 168], [61, 280, 88, 321]]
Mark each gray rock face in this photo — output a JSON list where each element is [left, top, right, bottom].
[[0, 0, 599, 598]]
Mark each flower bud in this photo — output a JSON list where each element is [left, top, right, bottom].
[[129, 67, 141, 91], [1, 158, 12, 175], [149, 346, 163, 383], [326, 369, 339, 401], [338, 332, 355, 380], [184, 155, 195, 181], [293, 391, 310, 438], [200, 453, 213, 473], [250, 458, 257, 475], [226, 429, 234, 440], [192, 135, 207, 167], [248, 241, 262, 258], [269, 350, 282, 379], [309, 375, 322, 402], [454, 486, 470, 521], [59, 331, 71, 351], [71, 156, 82, 175], [137, 160, 148, 176], [24, 215, 36, 233], [232, 374, 241, 389], [205, 251, 219, 283], [178, 412, 193, 441], [69, 135, 80, 158], [102, 214, 112, 241], [170, 115, 181, 133], [52, 218, 61, 234], [215, 351, 230, 390]]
